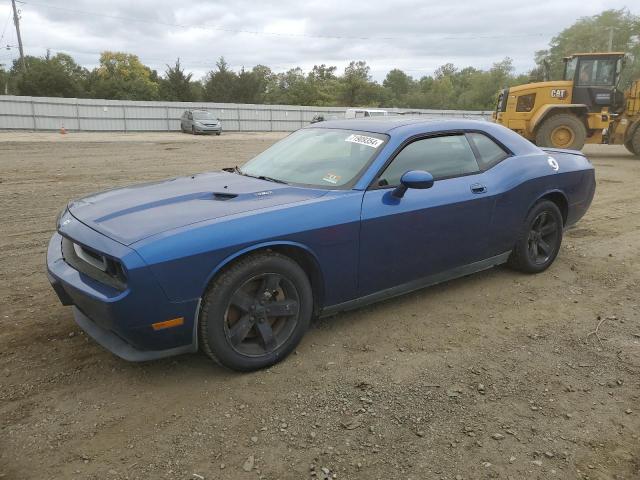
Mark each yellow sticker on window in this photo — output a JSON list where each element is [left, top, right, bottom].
[[322, 173, 341, 184]]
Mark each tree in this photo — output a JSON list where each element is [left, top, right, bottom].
[[250, 65, 276, 103], [87, 51, 159, 100], [12, 52, 87, 97], [0, 64, 9, 94], [383, 69, 414, 105], [306, 64, 339, 105], [232, 67, 267, 104], [159, 59, 195, 101], [339, 60, 379, 106], [535, 9, 640, 87], [271, 68, 315, 105], [203, 57, 238, 102]]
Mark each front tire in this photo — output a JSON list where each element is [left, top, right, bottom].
[[508, 200, 563, 274], [199, 252, 313, 371], [535, 114, 586, 150]]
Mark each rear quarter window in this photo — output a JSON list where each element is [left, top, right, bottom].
[[468, 133, 510, 170]]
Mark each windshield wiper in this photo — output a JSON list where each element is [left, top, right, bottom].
[[255, 175, 288, 184], [228, 166, 288, 184]]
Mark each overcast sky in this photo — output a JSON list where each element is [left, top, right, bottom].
[[0, 0, 637, 81]]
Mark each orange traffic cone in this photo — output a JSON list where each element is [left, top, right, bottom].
[[60, 126, 67, 135]]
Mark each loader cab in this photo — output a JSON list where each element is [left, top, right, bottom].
[[563, 53, 625, 112]]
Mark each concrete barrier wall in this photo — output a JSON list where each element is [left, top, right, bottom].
[[0, 95, 492, 132]]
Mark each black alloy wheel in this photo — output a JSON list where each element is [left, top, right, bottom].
[[199, 252, 313, 371], [508, 200, 563, 273], [526, 210, 560, 266], [224, 273, 300, 357]]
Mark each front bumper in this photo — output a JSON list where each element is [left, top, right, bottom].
[[47, 221, 199, 361], [195, 125, 222, 134], [71, 306, 194, 361]]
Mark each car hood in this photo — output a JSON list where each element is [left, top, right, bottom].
[[68, 171, 328, 245]]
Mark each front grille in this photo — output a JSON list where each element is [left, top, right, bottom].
[[61, 236, 127, 291]]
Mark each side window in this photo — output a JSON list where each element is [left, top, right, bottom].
[[355, 111, 365, 118], [378, 135, 479, 186], [467, 133, 509, 170], [564, 57, 578, 81], [187, 112, 193, 120]]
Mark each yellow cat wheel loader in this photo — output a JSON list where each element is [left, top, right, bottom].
[[493, 52, 640, 157]]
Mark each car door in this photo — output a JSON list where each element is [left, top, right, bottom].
[[358, 133, 495, 296]]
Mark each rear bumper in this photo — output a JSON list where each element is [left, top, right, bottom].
[[47, 227, 199, 362], [566, 169, 596, 228]]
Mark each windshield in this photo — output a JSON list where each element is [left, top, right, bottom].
[[240, 128, 388, 187], [576, 58, 617, 86], [193, 111, 216, 120]]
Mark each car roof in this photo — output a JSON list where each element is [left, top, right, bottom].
[[307, 117, 541, 156], [307, 117, 485, 134]]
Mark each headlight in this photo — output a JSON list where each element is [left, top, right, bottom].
[[61, 236, 127, 290]]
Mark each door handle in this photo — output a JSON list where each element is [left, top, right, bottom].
[[470, 183, 487, 194]]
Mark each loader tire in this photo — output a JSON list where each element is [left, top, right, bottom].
[[535, 113, 586, 150], [624, 124, 640, 157]]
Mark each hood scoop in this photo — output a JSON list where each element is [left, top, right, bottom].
[[212, 192, 237, 201]]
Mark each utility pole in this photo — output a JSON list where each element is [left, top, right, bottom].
[[607, 27, 614, 51], [11, 0, 26, 72]]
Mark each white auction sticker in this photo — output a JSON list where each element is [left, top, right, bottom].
[[345, 134, 383, 148]]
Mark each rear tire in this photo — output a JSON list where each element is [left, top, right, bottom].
[[192, 126, 197, 135], [508, 200, 563, 274], [199, 252, 313, 372], [535, 114, 586, 150]]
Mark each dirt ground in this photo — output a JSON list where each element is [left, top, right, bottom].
[[0, 131, 638, 480]]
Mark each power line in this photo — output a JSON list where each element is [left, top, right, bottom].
[[15, 0, 553, 42]]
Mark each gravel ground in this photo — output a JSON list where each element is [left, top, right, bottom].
[[0, 131, 638, 480]]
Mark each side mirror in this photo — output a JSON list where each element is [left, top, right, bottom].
[[392, 170, 434, 198]]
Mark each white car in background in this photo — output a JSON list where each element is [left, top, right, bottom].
[[344, 108, 388, 119]]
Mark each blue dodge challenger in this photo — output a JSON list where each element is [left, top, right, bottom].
[[47, 118, 595, 371]]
